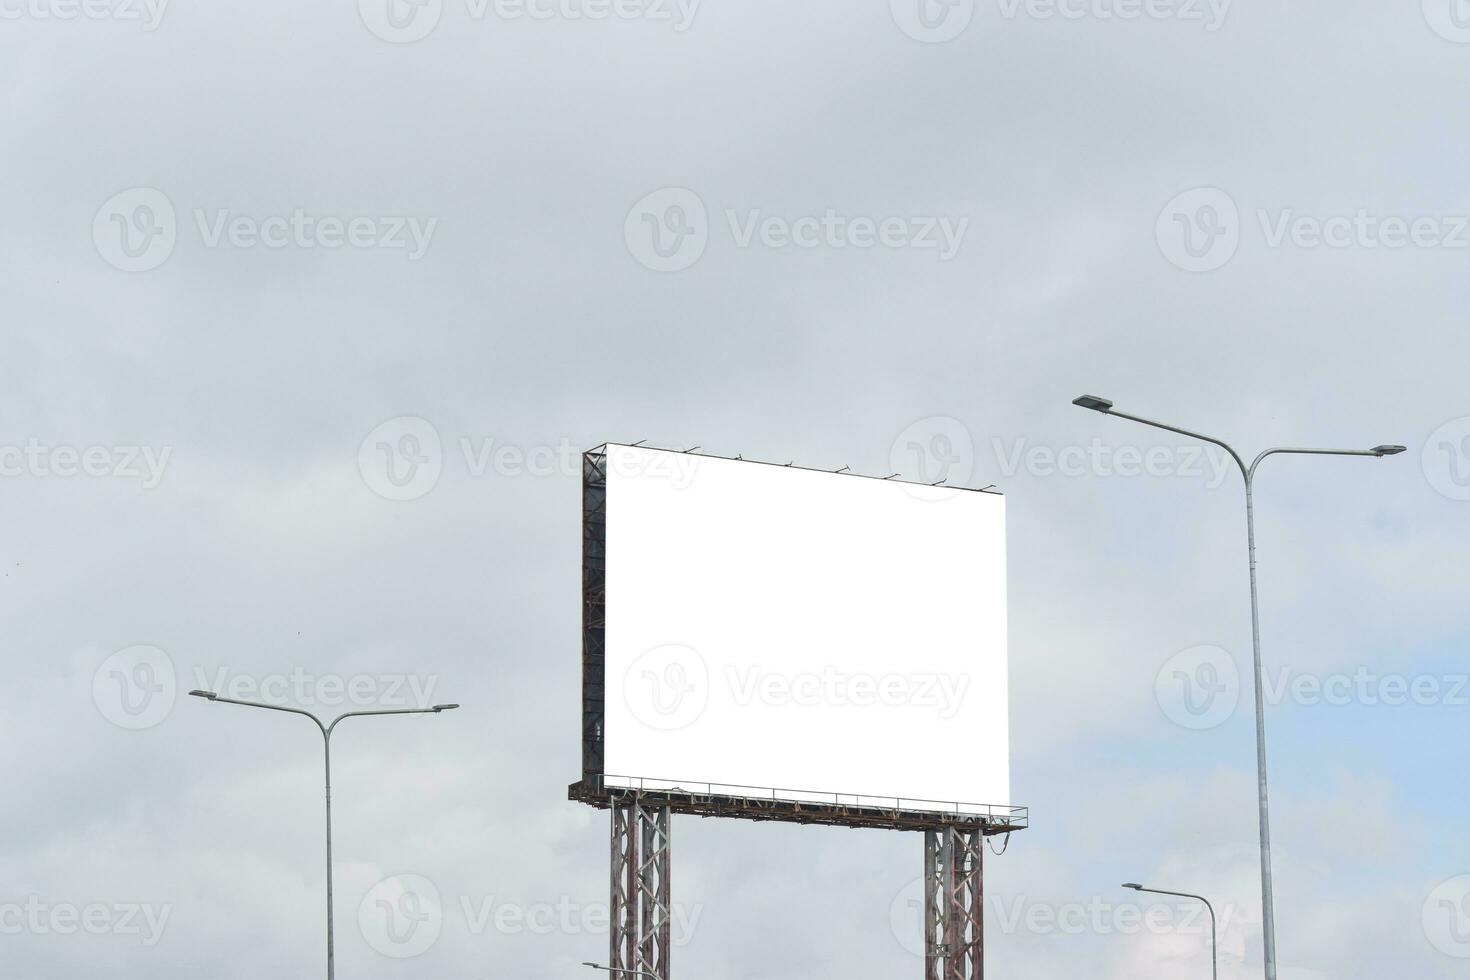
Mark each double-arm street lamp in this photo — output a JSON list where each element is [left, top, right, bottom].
[[1123, 882, 1218, 979], [1074, 394, 1404, 980], [189, 690, 460, 980]]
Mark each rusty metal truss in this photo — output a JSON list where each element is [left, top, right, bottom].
[[610, 796, 672, 980], [924, 826, 984, 980], [570, 778, 1025, 836]]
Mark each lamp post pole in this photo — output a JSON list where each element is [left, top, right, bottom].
[[1123, 883, 1217, 980], [1073, 394, 1404, 980], [189, 690, 460, 980]]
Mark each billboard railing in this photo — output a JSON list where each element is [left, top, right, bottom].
[[595, 773, 1028, 826]]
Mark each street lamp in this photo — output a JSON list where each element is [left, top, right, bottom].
[[1123, 883, 1217, 980], [582, 962, 659, 979], [189, 690, 459, 980], [1073, 395, 1403, 980]]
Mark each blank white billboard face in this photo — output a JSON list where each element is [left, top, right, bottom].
[[597, 445, 1010, 812]]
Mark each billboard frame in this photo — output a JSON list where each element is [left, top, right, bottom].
[[574, 443, 1025, 836]]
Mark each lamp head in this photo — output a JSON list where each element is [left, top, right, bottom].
[[1073, 394, 1114, 414], [432, 703, 460, 712], [188, 690, 219, 700], [1122, 882, 1142, 891], [1371, 445, 1407, 457]]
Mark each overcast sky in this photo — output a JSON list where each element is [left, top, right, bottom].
[[4, 1, 1470, 978]]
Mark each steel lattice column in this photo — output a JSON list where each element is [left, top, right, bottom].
[[611, 797, 672, 980], [924, 826, 984, 980]]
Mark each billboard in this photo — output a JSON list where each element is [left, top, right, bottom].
[[581, 444, 1011, 820]]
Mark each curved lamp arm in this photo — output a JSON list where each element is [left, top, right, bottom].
[[326, 705, 459, 737], [1250, 445, 1403, 480], [1079, 400, 1249, 480], [189, 690, 327, 735], [188, 691, 459, 738]]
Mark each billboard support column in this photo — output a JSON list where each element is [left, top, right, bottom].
[[924, 825, 984, 980], [611, 795, 672, 980]]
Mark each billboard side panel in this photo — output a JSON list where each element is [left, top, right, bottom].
[[582, 448, 607, 780]]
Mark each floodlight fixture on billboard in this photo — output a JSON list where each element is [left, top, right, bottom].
[[575, 444, 1023, 832]]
